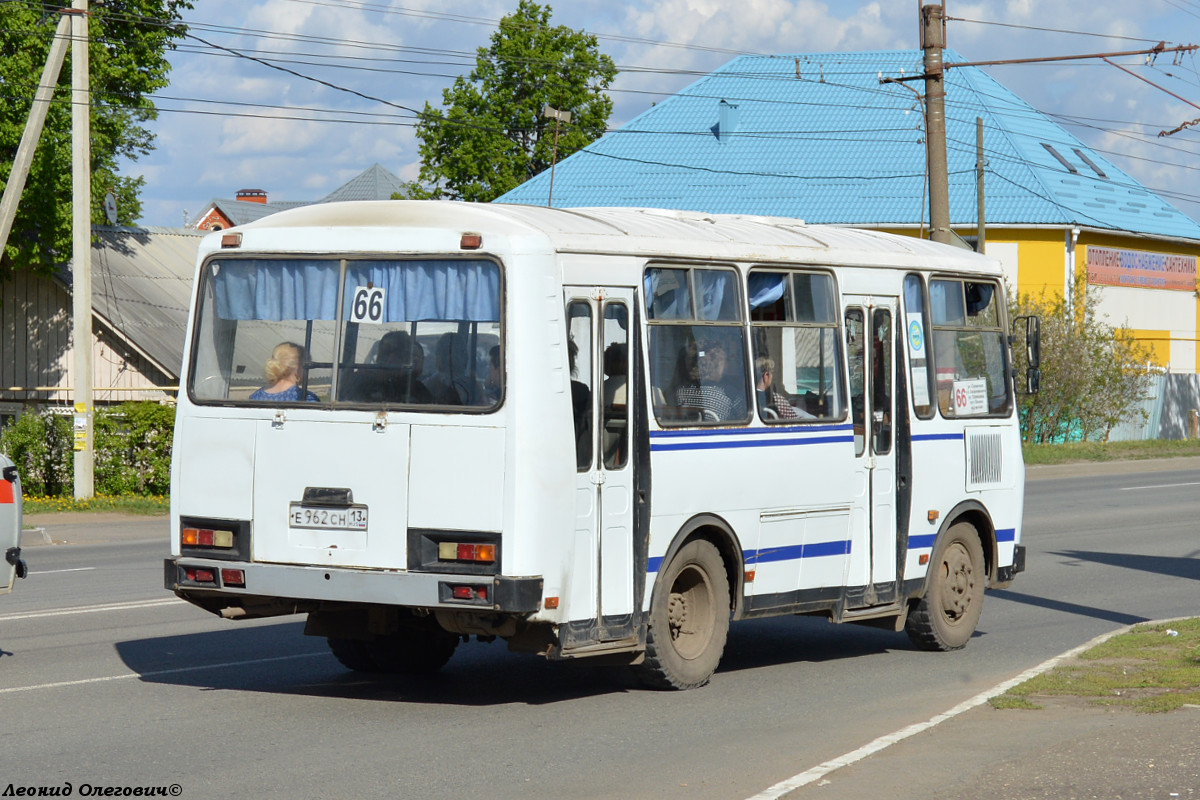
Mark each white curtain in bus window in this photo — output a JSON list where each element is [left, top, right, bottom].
[[194, 259, 341, 403], [748, 270, 844, 422], [645, 266, 749, 425], [930, 279, 1011, 417]]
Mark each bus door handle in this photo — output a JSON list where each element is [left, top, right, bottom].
[[589, 472, 607, 486]]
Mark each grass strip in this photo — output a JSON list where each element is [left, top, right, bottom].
[[991, 619, 1200, 713]]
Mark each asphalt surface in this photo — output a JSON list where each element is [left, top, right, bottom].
[[18, 456, 1200, 800]]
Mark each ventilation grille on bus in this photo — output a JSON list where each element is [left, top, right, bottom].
[[966, 431, 1003, 487]]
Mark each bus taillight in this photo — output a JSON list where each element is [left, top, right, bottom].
[[181, 526, 234, 549], [437, 541, 496, 564], [220, 568, 246, 587], [184, 567, 216, 583]]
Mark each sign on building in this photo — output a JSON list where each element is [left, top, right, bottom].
[[1085, 246, 1197, 292]]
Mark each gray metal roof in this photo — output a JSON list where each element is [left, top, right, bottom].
[[83, 226, 201, 379], [320, 163, 407, 203], [191, 164, 406, 228]]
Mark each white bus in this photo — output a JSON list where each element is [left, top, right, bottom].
[[167, 201, 1034, 689]]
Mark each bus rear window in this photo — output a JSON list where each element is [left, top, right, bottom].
[[189, 257, 502, 410]]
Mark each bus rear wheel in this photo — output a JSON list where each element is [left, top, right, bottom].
[[905, 522, 985, 651], [634, 539, 730, 690]]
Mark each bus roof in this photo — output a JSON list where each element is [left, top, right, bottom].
[[218, 200, 1002, 275]]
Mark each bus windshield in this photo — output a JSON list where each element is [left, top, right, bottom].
[[188, 257, 502, 410]]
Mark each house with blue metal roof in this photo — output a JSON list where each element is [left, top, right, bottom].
[[498, 50, 1200, 373]]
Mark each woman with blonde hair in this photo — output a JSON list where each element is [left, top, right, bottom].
[[250, 342, 319, 402]]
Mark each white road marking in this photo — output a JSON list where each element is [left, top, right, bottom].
[[0, 597, 184, 622], [0, 653, 328, 695], [1119, 481, 1200, 491], [746, 621, 1172, 800], [28, 567, 96, 575]]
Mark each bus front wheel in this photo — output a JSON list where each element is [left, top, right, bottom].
[[635, 539, 730, 690], [905, 522, 985, 651]]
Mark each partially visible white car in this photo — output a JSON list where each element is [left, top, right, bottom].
[[1, 453, 26, 595]]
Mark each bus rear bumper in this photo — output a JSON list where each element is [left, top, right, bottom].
[[164, 557, 543, 616]]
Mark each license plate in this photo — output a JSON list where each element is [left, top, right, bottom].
[[288, 504, 368, 531]]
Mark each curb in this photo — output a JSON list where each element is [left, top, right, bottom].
[[749, 616, 1196, 800], [21, 526, 51, 546]]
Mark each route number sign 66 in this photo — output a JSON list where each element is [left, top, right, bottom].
[[351, 286, 386, 324]]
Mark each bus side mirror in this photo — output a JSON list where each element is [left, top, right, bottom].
[[1014, 315, 1041, 394]]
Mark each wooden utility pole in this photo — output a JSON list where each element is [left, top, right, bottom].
[[921, 3, 952, 245], [71, 0, 93, 500]]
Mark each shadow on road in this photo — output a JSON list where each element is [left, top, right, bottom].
[[113, 614, 914, 704], [987, 588, 1149, 626], [1050, 549, 1200, 582]]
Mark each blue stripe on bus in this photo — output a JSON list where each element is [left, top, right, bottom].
[[647, 539, 852, 573], [650, 423, 854, 439], [909, 528, 1016, 550], [651, 435, 854, 452], [911, 433, 965, 441], [908, 533, 937, 549]]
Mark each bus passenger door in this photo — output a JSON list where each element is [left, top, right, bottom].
[[845, 298, 898, 607], [565, 288, 636, 644]]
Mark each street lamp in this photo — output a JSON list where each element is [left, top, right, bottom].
[[541, 104, 572, 208]]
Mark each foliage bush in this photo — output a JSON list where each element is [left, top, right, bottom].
[[1010, 284, 1155, 443], [0, 402, 175, 496]]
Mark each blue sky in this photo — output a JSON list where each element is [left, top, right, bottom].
[[123, 0, 1200, 227]]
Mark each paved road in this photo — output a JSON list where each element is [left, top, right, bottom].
[[2, 458, 1197, 799]]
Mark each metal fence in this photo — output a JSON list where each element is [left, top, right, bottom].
[[1107, 373, 1200, 441]]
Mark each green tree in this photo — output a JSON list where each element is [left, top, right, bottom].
[[1011, 284, 1156, 443], [405, 0, 616, 203], [0, 1, 191, 278]]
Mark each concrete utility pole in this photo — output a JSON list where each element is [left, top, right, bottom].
[[0, 11, 72, 255], [71, 0, 94, 500], [976, 117, 986, 254], [921, 3, 953, 245]]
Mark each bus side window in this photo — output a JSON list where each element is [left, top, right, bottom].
[[645, 265, 749, 426], [567, 301, 594, 471], [845, 308, 866, 456], [602, 302, 629, 469]]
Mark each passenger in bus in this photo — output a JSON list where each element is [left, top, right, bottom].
[[673, 340, 744, 422], [602, 342, 627, 407], [343, 330, 433, 404], [569, 338, 592, 468], [483, 345, 501, 405], [754, 356, 810, 420], [250, 342, 319, 402], [377, 330, 434, 404], [427, 333, 476, 405]]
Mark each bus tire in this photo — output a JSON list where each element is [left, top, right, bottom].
[[905, 522, 985, 651], [364, 628, 460, 675], [326, 637, 378, 672], [634, 539, 730, 690]]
